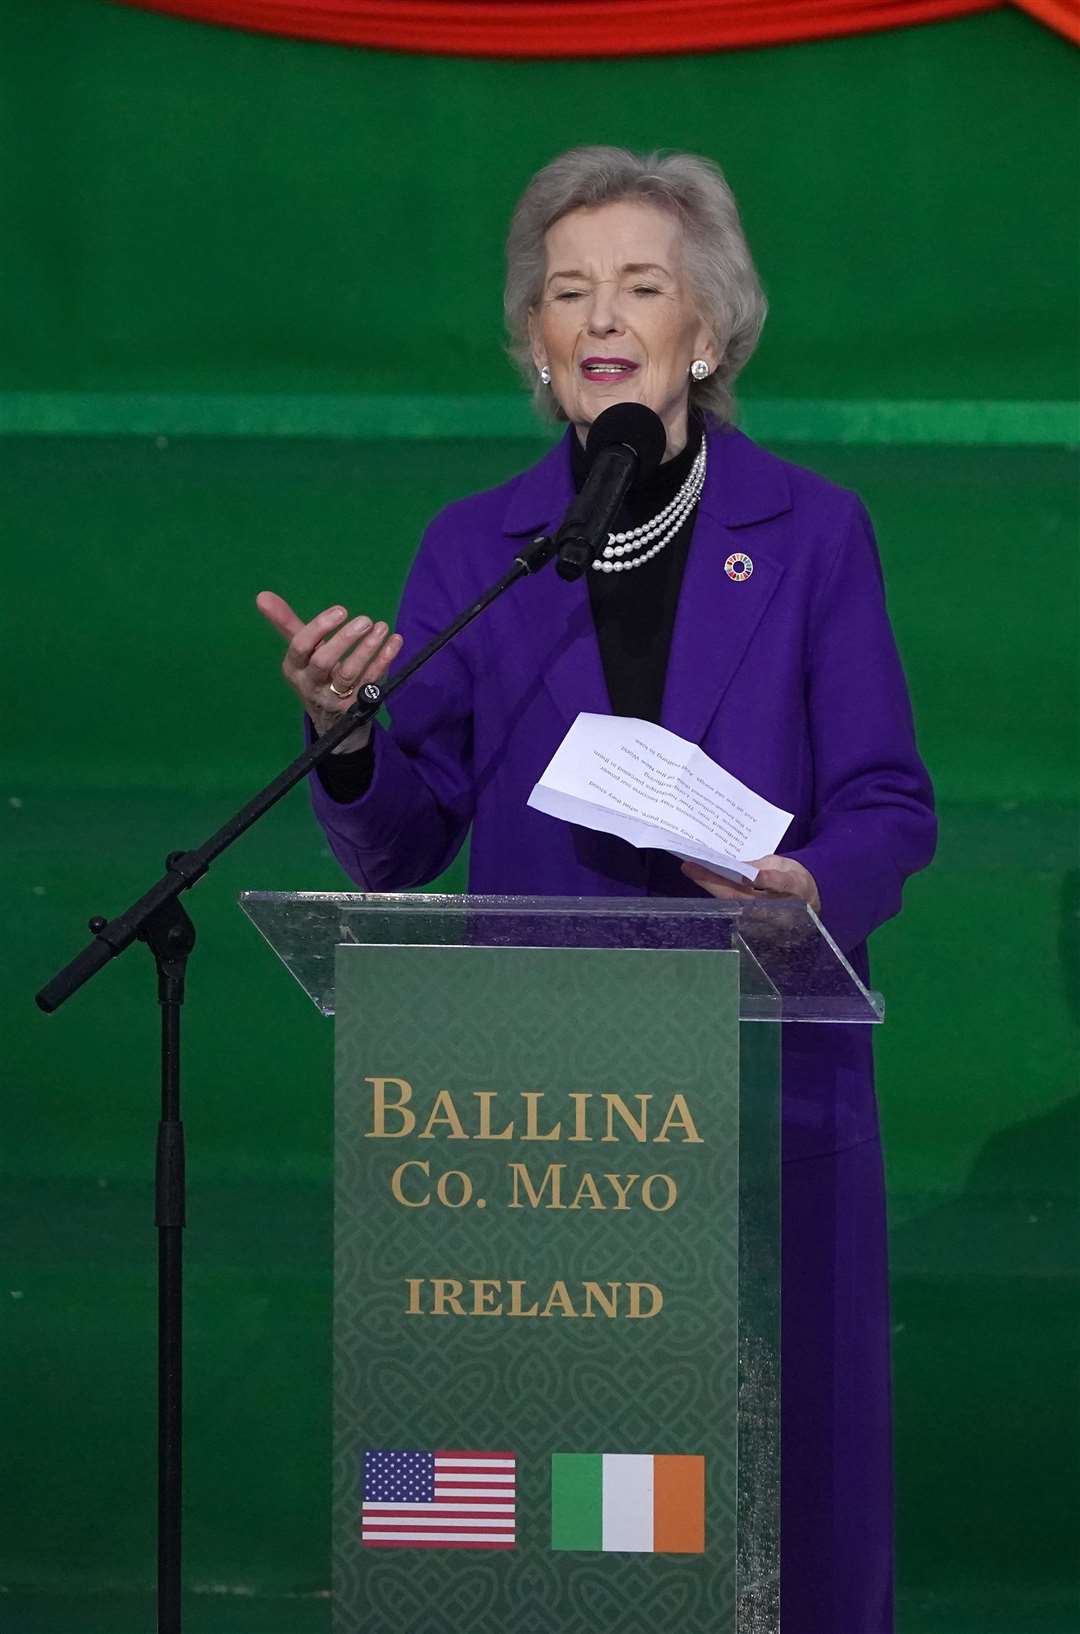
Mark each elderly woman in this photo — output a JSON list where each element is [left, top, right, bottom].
[[258, 147, 935, 1633]]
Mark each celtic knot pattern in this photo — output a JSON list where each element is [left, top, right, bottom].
[[331, 942, 777, 1632]]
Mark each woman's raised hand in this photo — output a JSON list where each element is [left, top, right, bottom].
[[256, 591, 403, 753]]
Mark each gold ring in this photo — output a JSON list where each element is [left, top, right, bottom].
[[328, 676, 355, 699]]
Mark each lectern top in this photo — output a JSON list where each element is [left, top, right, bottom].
[[238, 893, 882, 1025]]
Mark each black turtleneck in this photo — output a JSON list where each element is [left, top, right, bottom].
[[575, 411, 702, 725], [317, 414, 704, 803]]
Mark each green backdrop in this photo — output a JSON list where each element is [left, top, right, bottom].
[[2, 1, 1077, 1630]]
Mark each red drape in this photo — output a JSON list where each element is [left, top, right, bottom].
[[113, 0, 1080, 55]]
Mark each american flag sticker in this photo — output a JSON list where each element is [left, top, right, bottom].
[[361, 1449, 516, 1549]]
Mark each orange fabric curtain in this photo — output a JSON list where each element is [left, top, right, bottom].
[[113, 0, 1080, 55]]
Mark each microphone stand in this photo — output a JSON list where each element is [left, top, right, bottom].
[[34, 531, 557, 1634]]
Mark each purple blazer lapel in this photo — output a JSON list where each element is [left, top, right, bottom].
[[537, 579, 613, 721], [501, 431, 611, 722], [499, 421, 795, 739], [662, 425, 792, 744]]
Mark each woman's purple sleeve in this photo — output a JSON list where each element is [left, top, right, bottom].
[[308, 511, 477, 889], [782, 499, 937, 952]]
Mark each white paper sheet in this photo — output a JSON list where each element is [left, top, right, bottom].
[[527, 713, 793, 884]]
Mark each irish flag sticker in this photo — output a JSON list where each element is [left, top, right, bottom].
[[550, 1452, 705, 1554]]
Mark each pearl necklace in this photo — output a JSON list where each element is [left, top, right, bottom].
[[590, 441, 707, 574]]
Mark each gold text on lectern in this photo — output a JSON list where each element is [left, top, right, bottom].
[[362, 1077, 704, 1144], [389, 1159, 678, 1212], [403, 1277, 665, 1320]]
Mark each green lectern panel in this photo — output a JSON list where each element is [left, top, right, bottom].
[[333, 942, 773, 1633]]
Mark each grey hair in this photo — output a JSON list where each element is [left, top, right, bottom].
[[504, 146, 767, 425]]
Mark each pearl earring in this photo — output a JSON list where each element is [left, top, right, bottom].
[[689, 359, 710, 382], [539, 365, 552, 386]]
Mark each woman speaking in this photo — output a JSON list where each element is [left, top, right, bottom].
[[258, 146, 935, 1634]]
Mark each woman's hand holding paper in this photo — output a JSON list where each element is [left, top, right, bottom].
[[681, 854, 821, 913]]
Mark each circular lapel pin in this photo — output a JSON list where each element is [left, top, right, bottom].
[[724, 552, 753, 582]]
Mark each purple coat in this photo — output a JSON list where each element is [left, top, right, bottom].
[[312, 418, 935, 1630], [312, 420, 936, 1164]]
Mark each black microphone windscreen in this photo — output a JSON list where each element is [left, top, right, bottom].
[[584, 403, 667, 484]]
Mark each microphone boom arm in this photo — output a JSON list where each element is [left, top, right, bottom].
[[36, 526, 557, 1012]]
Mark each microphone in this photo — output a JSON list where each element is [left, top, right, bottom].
[[554, 402, 667, 582]]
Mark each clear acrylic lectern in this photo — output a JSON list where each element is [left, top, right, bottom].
[[240, 892, 881, 1634]]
